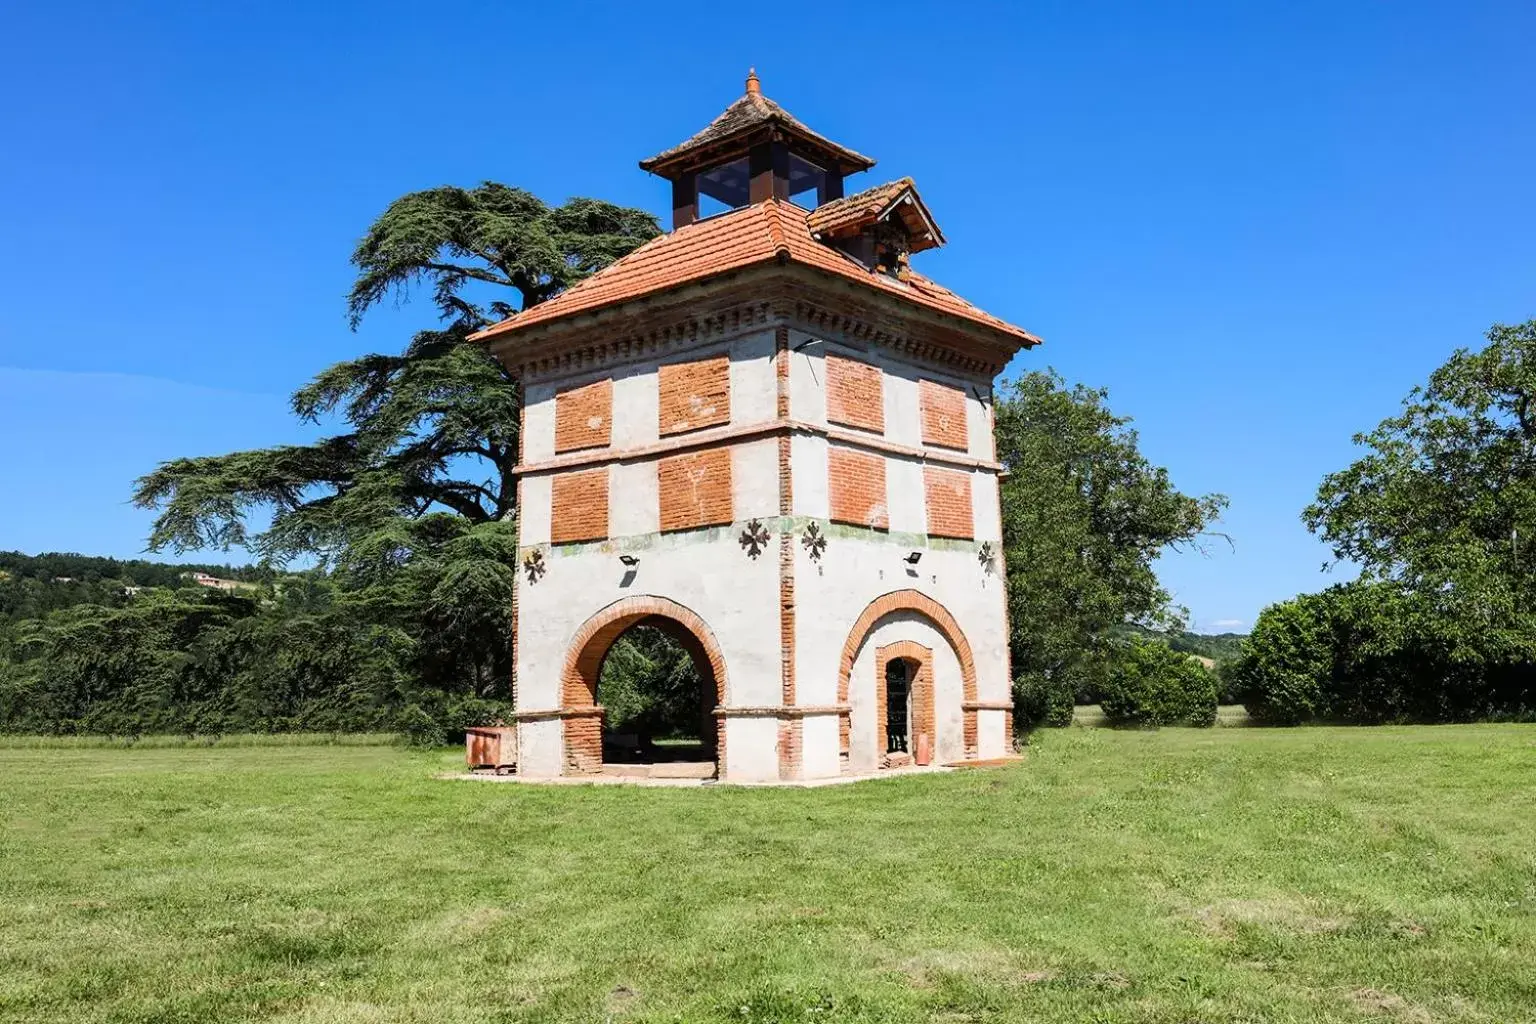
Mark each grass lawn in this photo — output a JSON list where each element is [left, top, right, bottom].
[[2, 727, 1534, 1023]]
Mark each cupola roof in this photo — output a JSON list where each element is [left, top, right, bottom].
[[639, 71, 875, 180]]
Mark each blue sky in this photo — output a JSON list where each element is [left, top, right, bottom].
[[2, 1, 1533, 632]]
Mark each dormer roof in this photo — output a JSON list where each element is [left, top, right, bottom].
[[806, 178, 946, 255], [639, 70, 875, 180]]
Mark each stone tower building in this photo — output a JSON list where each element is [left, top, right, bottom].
[[473, 72, 1039, 782]]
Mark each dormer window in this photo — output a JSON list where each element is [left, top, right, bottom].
[[806, 178, 947, 276]]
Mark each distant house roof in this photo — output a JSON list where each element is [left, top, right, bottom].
[[639, 71, 875, 178], [469, 199, 1038, 350]]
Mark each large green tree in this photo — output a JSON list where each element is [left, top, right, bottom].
[[134, 183, 660, 562], [129, 183, 659, 703], [996, 370, 1227, 725], [1304, 319, 1536, 661]]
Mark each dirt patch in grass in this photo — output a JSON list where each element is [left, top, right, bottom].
[[1190, 897, 1352, 937], [892, 948, 1062, 991], [1349, 987, 1433, 1022]]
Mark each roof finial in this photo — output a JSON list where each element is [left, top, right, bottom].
[[745, 67, 761, 97]]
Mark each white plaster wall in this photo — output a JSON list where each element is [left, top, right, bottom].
[[522, 380, 557, 464], [790, 434, 829, 519], [517, 531, 781, 706], [516, 718, 563, 778], [885, 454, 927, 535], [611, 362, 660, 450], [971, 466, 1002, 543], [520, 475, 552, 546], [801, 714, 841, 780], [978, 709, 1007, 759], [610, 462, 659, 537], [883, 371, 923, 448], [967, 384, 996, 462], [786, 332, 828, 424], [731, 440, 779, 522], [729, 330, 778, 425], [725, 717, 779, 783]]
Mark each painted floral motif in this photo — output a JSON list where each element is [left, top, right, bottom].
[[801, 521, 827, 562], [739, 518, 770, 559]]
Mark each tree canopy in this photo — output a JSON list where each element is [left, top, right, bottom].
[[118, 183, 660, 719], [1233, 320, 1536, 725], [996, 370, 1227, 721], [1304, 319, 1536, 661], [133, 184, 661, 563]]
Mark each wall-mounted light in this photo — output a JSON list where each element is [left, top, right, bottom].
[[619, 554, 640, 568], [903, 551, 922, 565]]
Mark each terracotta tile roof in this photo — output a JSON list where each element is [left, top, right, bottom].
[[806, 177, 946, 253], [471, 200, 1038, 349], [640, 73, 875, 176]]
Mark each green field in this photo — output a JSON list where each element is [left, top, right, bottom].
[[3, 727, 1534, 1023]]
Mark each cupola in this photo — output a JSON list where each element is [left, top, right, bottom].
[[639, 70, 876, 229]]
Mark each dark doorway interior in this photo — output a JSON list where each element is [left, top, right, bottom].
[[885, 659, 912, 754]]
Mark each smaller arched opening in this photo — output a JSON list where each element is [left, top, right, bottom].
[[876, 641, 934, 766], [838, 590, 979, 770], [560, 597, 727, 777]]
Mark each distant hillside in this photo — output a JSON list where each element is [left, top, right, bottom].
[[1120, 624, 1246, 663], [0, 551, 265, 586], [0, 551, 268, 624]]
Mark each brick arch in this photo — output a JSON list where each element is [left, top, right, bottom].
[[838, 590, 978, 758], [560, 595, 728, 773]]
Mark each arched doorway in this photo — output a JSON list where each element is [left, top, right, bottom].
[[877, 640, 934, 765], [560, 596, 727, 776], [838, 590, 979, 767]]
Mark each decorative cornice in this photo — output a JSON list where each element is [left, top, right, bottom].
[[489, 263, 1018, 383], [496, 294, 775, 380]]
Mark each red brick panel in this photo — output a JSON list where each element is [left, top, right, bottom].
[[828, 446, 888, 530], [659, 355, 731, 436], [658, 449, 733, 532], [825, 354, 884, 434], [554, 378, 613, 454], [550, 469, 609, 544], [924, 467, 974, 540], [919, 379, 969, 451]]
